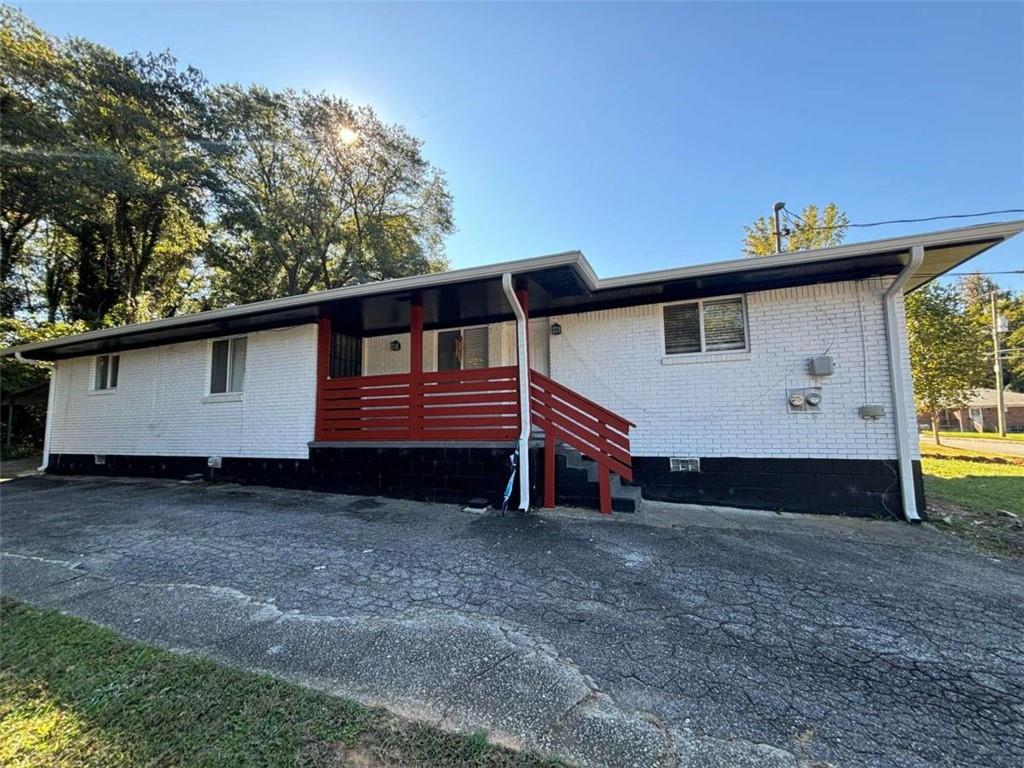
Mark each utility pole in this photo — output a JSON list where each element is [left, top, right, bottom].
[[991, 291, 1007, 437], [772, 201, 786, 254]]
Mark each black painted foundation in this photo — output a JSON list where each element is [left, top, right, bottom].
[[631, 456, 926, 520], [47, 446, 543, 510], [46, 450, 924, 519]]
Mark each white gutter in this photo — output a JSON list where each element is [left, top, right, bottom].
[[502, 272, 532, 512], [882, 245, 924, 522]]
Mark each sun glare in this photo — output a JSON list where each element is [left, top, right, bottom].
[[337, 126, 359, 146]]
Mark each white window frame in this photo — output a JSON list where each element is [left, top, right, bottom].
[[435, 325, 490, 370], [207, 335, 247, 398], [91, 353, 120, 393], [661, 294, 749, 356]]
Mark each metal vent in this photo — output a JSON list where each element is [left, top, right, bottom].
[[670, 457, 700, 473]]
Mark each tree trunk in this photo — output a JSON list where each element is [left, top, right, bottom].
[[931, 411, 941, 446]]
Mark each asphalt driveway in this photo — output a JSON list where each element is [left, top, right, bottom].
[[2, 476, 1022, 768]]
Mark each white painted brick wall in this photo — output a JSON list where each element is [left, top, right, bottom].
[[49, 324, 318, 460], [549, 278, 920, 460], [46, 280, 920, 464]]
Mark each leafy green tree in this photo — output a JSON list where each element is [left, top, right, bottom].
[[0, 7, 70, 316], [2, 6, 456, 330], [206, 86, 453, 304], [743, 202, 848, 257], [906, 282, 988, 443], [55, 39, 212, 324], [1, 7, 213, 325], [1000, 294, 1024, 392], [0, 317, 88, 390], [957, 272, 1024, 393]]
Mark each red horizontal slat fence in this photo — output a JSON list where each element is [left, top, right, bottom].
[[315, 366, 521, 442]]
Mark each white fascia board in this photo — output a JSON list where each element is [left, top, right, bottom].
[[2, 250, 588, 358], [5, 219, 1023, 359], [592, 219, 1024, 291]]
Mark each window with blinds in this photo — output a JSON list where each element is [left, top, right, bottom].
[[93, 354, 119, 390], [438, 326, 490, 370], [210, 336, 247, 394], [461, 327, 489, 369], [663, 296, 747, 355]]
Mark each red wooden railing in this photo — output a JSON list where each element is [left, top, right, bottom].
[[316, 366, 521, 442], [529, 370, 634, 514], [314, 309, 635, 513]]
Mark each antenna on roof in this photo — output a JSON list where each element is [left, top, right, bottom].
[[772, 201, 786, 254]]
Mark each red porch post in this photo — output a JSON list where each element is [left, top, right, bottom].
[[409, 294, 424, 439], [598, 465, 612, 514], [544, 432, 556, 508], [315, 317, 331, 441]]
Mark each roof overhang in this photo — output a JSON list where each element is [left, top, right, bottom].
[[4, 219, 1022, 361]]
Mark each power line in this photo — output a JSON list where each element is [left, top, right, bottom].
[[913, 274, 1024, 280], [782, 207, 1024, 233]]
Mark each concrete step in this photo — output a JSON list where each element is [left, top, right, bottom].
[[554, 445, 643, 513]]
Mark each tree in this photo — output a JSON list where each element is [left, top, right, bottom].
[[957, 273, 1024, 393], [1, 8, 214, 325], [205, 86, 453, 305], [55, 40, 213, 324], [1000, 294, 1024, 392], [743, 202, 849, 257], [0, 7, 70, 316], [905, 282, 988, 443], [1, 6, 456, 329]]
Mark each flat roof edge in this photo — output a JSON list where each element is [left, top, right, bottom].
[[4, 218, 1022, 359]]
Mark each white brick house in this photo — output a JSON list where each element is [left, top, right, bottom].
[[6, 220, 1022, 519]]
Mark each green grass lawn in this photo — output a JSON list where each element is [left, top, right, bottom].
[[925, 430, 1024, 443], [0, 599, 566, 768], [922, 456, 1024, 516]]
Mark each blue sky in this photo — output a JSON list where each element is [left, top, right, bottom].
[[22, 2, 1024, 288]]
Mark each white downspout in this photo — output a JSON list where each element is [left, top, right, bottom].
[[502, 273, 532, 511], [882, 245, 924, 522], [15, 352, 55, 472]]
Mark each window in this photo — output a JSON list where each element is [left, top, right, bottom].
[[437, 326, 489, 371], [663, 296, 747, 355], [94, 354, 119, 390], [210, 336, 247, 394], [330, 332, 362, 378]]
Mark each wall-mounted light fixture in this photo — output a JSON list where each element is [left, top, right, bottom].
[[390, 339, 402, 351], [550, 323, 562, 336]]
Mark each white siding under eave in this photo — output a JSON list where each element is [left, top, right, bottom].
[[362, 323, 519, 375], [49, 324, 317, 460], [548, 278, 920, 461]]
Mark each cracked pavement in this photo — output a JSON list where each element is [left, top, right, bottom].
[[1, 475, 1022, 767]]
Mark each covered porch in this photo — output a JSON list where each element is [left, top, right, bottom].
[[311, 276, 634, 512]]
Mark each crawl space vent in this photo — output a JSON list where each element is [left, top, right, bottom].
[[670, 457, 700, 473]]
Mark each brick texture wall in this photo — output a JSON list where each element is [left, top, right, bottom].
[[49, 324, 318, 460], [548, 278, 919, 461]]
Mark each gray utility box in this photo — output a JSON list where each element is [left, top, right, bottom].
[[808, 355, 834, 376]]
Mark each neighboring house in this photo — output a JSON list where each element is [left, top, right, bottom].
[[921, 388, 1024, 433], [4, 220, 1023, 521]]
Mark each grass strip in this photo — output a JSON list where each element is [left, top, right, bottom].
[[0, 599, 567, 767]]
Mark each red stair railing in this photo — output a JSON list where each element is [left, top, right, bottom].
[[529, 370, 634, 513]]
